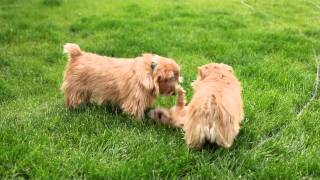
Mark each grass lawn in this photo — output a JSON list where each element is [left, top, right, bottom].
[[1, 0, 320, 178]]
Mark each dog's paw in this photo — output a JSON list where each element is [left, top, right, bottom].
[[179, 76, 184, 83]]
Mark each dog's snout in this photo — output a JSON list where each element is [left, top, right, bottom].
[[172, 91, 176, 96]]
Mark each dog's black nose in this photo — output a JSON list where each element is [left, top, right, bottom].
[[172, 91, 176, 96]]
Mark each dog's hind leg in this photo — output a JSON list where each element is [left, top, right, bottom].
[[184, 118, 207, 149]]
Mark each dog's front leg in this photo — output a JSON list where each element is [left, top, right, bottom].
[[121, 100, 146, 119]]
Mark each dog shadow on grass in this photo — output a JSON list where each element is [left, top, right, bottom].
[[65, 103, 152, 121], [67, 103, 124, 118], [55, 102, 247, 151], [57, 102, 180, 133], [61, 104, 243, 150]]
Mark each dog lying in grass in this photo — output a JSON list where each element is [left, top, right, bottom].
[[150, 63, 244, 149], [149, 85, 187, 128], [61, 43, 180, 118]]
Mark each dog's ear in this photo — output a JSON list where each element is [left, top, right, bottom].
[[137, 54, 158, 94], [227, 66, 234, 73], [219, 63, 234, 73], [137, 66, 153, 91], [198, 65, 210, 80]]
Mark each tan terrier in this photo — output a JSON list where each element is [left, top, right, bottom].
[[61, 43, 180, 118], [150, 63, 244, 148]]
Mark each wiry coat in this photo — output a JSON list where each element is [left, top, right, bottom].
[[61, 43, 180, 118], [150, 63, 244, 149]]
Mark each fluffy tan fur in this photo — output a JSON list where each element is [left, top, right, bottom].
[[149, 85, 187, 128], [61, 43, 180, 118], [150, 63, 244, 149]]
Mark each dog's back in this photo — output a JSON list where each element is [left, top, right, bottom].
[[184, 64, 243, 149], [61, 43, 140, 109]]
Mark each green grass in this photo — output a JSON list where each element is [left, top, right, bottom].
[[1, 0, 320, 178]]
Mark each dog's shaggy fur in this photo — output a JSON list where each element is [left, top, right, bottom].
[[61, 43, 180, 118], [150, 63, 244, 149], [149, 85, 187, 128]]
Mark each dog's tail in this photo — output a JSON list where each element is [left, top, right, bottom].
[[63, 43, 82, 59]]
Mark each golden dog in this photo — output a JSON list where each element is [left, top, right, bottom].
[[61, 43, 180, 118], [149, 85, 187, 128], [150, 63, 244, 149]]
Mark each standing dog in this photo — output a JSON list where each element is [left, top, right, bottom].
[[61, 43, 180, 118], [150, 63, 244, 148]]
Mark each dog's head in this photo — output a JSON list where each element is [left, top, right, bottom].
[[140, 54, 181, 96], [149, 107, 172, 124], [149, 105, 186, 128], [197, 63, 234, 81]]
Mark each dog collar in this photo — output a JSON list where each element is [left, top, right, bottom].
[[151, 61, 157, 71]]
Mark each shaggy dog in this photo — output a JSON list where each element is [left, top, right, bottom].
[[61, 43, 180, 118], [150, 63, 244, 149]]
